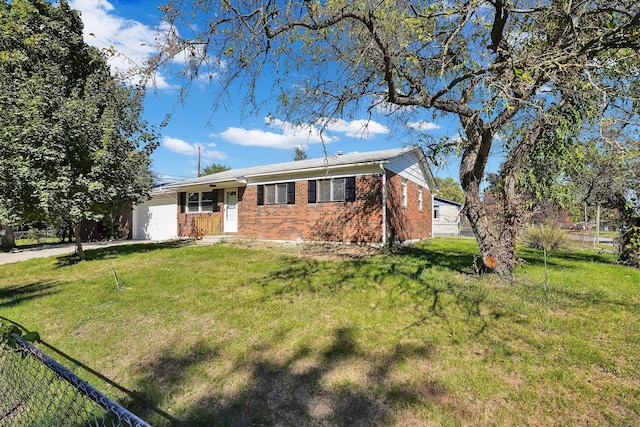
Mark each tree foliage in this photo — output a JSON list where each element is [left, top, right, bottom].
[[0, 0, 158, 258], [568, 140, 640, 266], [202, 163, 231, 175], [153, 0, 640, 277], [434, 177, 464, 204], [293, 146, 309, 161]]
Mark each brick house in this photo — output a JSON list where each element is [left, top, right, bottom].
[[132, 146, 437, 245]]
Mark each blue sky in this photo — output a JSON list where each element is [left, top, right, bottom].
[[69, 0, 473, 183]]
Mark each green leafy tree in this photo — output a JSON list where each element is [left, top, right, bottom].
[[0, 0, 158, 258], [434, 177, 464, 205], [202, 163, 231, 175], [293, 147, 309, 161], [568, 141, 640, 266], [153, 0, 640, 277]]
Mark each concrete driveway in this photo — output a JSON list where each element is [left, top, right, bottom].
[[0, 240, 153, 266]]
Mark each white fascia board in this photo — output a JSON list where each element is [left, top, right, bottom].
[[242, 161, 386, 178], [244, 163, 385, 185], [146, 188, 178, 201], [385, 151, 436, 190], [159, 180, 244, 193]]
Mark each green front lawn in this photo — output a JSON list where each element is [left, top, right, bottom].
[[1, 239, 639, 426]]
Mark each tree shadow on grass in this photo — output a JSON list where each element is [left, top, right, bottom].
[[390, 244, 480, 272], [125, 327, 444, 426], [251, 249, 489, 339], [55, 240, 192, 268], [0, 281, 61, 308], [518, 247, 616, 269]]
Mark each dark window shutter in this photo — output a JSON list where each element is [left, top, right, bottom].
[[212, 189, 220, 212], [257, 185, 264, 206], [346, 176, 356, 202], [179, 192, 186, 213], [308, 180, 316, 203], [287, 182, 296, 204]]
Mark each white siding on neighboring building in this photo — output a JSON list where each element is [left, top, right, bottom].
[[433, 197, 462, 236], [132, 193, 178, 240]]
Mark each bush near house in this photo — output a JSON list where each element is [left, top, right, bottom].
[[1, 239, 638, 426]]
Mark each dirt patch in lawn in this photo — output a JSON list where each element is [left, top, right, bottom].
[[216, 239, 381, 261]]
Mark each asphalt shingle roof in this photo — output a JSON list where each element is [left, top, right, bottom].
[[162, 146, 418, 189]]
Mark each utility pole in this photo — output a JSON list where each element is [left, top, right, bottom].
[[197, 144, 201, 177]]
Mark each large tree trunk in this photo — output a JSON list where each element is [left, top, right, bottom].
[[73, 223, 86, 261], [1, 224, 16, 250], [459, 118, 519, 280], [462, 180, 520, 280], [614, 196, 640, 268]]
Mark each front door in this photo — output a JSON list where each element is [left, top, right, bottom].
[[224, 189, 238, 233]]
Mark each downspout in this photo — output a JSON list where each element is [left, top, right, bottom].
[[381, 165, 387, 247], [431, 192, 435, 238]]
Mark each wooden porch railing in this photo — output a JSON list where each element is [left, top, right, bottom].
[[195, 216, 222, 236]]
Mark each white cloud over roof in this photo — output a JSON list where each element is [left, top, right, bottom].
[[217, 117, 391, 149], [162, 136, 226, 159], [218, 117, 338, 149], [321, 118, 390, 138]]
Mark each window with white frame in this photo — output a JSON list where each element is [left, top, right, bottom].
[[186, 191, 217, 213], [201, 191, 214, 210], [187, 192, 200, 213], [265, 183, 288, 204], [257, 182, 295, 205], [308, 177, 356, 203], [434, 205, 440, 219], [401, 178, 407, 208], [418, 187, 423, 212], [318, 178, 346, 202]]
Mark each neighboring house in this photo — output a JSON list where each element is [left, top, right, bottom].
[[432, 196, 463, 236], [132, 146, 437, 245]]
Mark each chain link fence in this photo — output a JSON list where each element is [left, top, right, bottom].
[[0, 335, 150, 427]]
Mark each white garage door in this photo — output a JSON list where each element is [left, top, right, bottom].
[[133, 194, 178, 241]]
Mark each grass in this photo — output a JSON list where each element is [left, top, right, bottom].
[[1, 238, 639, 426]]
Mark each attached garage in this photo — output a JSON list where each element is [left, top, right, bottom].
[[132, 192, 178, 240]]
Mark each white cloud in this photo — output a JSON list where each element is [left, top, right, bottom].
[[217, 117, 392, 149], [70, 0, 175, 89], [219, 117, 337, 149], [321, 118, 390, 138], [162, 136, 226, 159], [407, 121, 441, 131]]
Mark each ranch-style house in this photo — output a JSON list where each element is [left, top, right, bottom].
[[132, 146, 438, 245]]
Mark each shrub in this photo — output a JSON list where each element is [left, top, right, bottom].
[[522, 222, 567, 251]]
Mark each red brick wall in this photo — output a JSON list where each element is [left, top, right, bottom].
[[175, 173, 432, 244], [386, 172, 432, 242], [177, 191, 224, 237], [238, 175, 384, 243]]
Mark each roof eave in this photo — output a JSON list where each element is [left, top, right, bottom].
[[242, 160, 389, 179]]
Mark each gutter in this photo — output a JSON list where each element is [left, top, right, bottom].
[[242, 160, 390, 179], [150, 185, 178, 201], [161, 178, 242, 190], [431, 191, 435, 238], [381, 164, 387, 247]]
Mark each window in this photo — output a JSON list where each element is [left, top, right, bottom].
[[257, 182, 295, 205], [201, 191, 214, 211], [309, 177, 356, 203], [187, 192, 200, 213], [401, 178, 407, 208], [434, 205, 440, 219], [182, 191, 219, 213], [418, 187, 423, 212]]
